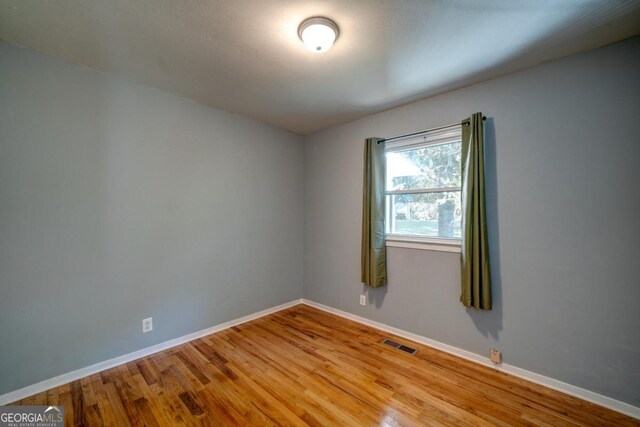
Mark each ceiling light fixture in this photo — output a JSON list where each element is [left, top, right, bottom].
[[298, 17, 339, 53]]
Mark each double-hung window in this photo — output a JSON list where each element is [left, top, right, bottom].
[[385, 126, 462, 251]]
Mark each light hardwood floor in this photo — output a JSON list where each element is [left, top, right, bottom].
[[11, 304, 639, 426]]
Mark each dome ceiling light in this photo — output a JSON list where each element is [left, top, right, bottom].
[[298, 17, 339, 53]]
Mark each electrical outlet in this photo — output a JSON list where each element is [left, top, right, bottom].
[[142, 317, 153, 333], [359, 295, 366, 306], [490, 348, 501, 364]]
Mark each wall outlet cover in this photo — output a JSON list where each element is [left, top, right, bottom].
[[359, 295, 366, 306], [142, 317, 153, 333], [490, 348, 501, 364]]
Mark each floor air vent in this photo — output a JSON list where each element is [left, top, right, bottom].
[[382, 339, 417, 355]]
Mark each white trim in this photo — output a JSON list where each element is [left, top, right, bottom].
[[385, 127, 462, 151], [386, 240, 461, 253], [3, 297, 638, 421], [0, 299, 303, 406], [386, 186, 461, 195], [301, 299, 640, 420], [386, 236, 461, 253]]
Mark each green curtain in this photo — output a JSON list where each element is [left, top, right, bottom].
[[460, 113, 492, 309], [361, 137, 387, 288]]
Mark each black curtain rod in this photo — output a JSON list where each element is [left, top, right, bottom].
[[379, 116, 486, 144]]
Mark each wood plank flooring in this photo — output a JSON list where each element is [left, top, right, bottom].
[[10, 304, 639, 426]]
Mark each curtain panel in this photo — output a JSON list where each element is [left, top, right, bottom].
[[460, 113, 492, 309], [361, 137, 387, 288]]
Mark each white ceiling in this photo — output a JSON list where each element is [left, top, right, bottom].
[[1, 1, 639, 134]]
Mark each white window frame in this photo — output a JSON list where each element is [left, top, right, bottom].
[[384, 126, 463, 253]]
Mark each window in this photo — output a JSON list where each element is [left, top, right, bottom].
[[385, 126, 462, 249]]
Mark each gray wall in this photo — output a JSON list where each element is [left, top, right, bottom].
[[0, 42, 303, 395], [303, 36, 640, 406], [2, 35, 639, 408]]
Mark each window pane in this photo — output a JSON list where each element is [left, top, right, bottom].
[[386, 142, 461, 191], [386, 192, 461, 238]]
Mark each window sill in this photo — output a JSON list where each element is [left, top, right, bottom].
[[385, 236, 461, 253]]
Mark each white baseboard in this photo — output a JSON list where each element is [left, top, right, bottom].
[[0, 299, 303, 406], [3, 297, 638, 420], [301, 299, 640, 420]]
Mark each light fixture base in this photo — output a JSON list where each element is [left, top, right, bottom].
[[298, 17, 339, 40], [298, 17, 339, 53]]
